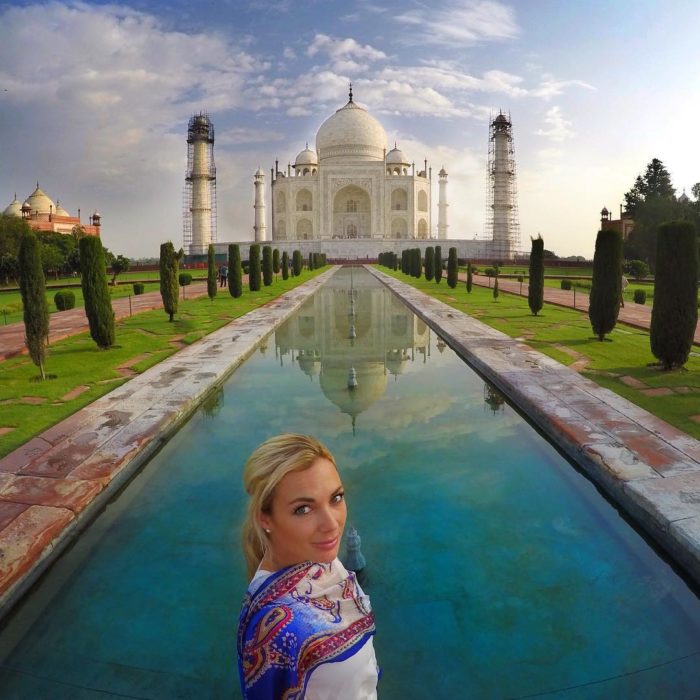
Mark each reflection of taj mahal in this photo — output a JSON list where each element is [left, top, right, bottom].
[[274, 268, 430, 430], [269, 86, 437, 243]]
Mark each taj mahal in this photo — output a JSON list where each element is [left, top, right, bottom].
[[187, 87, 519, 261]]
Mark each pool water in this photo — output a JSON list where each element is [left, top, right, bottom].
[[1, 267, 700, 699]]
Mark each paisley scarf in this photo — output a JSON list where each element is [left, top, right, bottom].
[[237, 559, 375, 699]]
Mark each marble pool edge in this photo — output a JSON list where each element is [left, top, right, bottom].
[[369, 266, 700, 589], [0, 267, 340, 622]]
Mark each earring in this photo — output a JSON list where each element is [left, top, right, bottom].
[[264, 529, 271, 534]]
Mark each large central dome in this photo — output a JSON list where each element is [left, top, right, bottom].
[[315, 97, 387, 163]]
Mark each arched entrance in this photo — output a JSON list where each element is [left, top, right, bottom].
[[333, 185, 371, 239]]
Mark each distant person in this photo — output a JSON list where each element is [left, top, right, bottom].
[[220, 265, 228, 288], [237, 434, 379, 699], [621, 274, 629, 308]]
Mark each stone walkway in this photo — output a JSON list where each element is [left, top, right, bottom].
[[464, 273, 700, 344], [1, 265, 700, 624], [0, 269, 336, 619], [0, 281, 216, 362]]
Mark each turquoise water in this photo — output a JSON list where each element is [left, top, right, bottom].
[[1, 267, 700, 698]]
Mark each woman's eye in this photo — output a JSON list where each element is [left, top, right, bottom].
[[332, 492, 345, 504], [294, 505, 311, 516]]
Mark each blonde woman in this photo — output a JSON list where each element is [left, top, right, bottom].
[[237, 434, 379, 699]]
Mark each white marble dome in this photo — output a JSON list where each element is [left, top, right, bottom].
[[316, 100, 387, 163], [295, 145, 318, 166], [386, 146, 409, 165], [3, 195, 21, 217], [26, 185, 55, 215]]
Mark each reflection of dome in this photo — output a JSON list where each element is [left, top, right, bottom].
[[295, 145, 318, 166], [298, 350, 321, 378], [26, 185, 55, 215], [386, 349, 410, 376], [3, 195, 21, 217], [316, 97, 387, 163], [386, 145, 409, 165], [320, 362, 387, 418]]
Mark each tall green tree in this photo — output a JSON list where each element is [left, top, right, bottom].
[[588, 229, 623, 341], [159, 241, 182, 322], [281, 251, 289, 280], [273, 248, 280, 276], [650, 221, 698, 369], [528, 236, 544, 316], [207, 244, 217, 301], [292, 249, 302, 276], [434, 245, 443, 284], [262, 246, 273, 286], [18, 231, 49, 379], [447, 247, 458, 288], [466, 262, 473, 293], [229, 244, 243, 298], [80, 236, 115, 348], [110, 254, 130, 285], [249, 244, 261, 291], [424, 246, 434, 281]]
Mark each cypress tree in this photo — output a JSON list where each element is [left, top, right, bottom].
[[413, 248, 421, 278], [466, 262, 473, 293], [650, 221, 698, 369], [435, 245, 443, 284], [493, 277, 499, 300], [160, 241, 181, 322], [425, 246, 435, 281], [249, 244, 261, 291], [292, 249, 302, 276], [229, 244, 242, 298], [80, 236, 115, 347], [207, 244, 217, 301], [262, 246, 273, 286], [528, 236, 544, 316], [282, 251, 289, 280], [273, 248, 280, 276], [588, 229, 623, 341], [18, 231, 49, 379], [447, 247, 458, 288], [308, 252, 313, 270]]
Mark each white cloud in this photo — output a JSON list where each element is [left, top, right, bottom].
[[283, 46, 296, 60], [531, 76, 596, 100], [217, 127, 286, 147], [535, 106, 575, 142], [396, 0, 519, 46], [306, 33, 387, 73]]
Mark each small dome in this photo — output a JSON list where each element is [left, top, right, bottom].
[[4, 195, 21, 217], [494, 113, 508, 124], [386, 145, 409, 165], [25, 184, 55, 215], [295, 145, 318, 166], [438, 167, 448, 177], [679, 191, 690, 203], [601, 206, 609, 216], [55, 200, 70, 217], [21, 201, 31, 211], [316, 96, 387, 163], [254, 167, 265, 177]]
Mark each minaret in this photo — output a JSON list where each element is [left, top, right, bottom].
[[487, 112, 520, 258], [184, 113, 217, 255], [253, 167, 267, 242], [437, 167, 448, 240]]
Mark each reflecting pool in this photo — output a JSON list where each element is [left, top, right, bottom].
[[1, 267, 700, 699]]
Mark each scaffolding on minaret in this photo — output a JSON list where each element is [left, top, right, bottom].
[[183, 112, 217, 255], [484, 111, 520, 260]]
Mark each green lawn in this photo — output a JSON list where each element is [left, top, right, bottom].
[[380, 268, 700, 439], [0, 268, 325, 457]]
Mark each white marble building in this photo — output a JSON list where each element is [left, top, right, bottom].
[[269, 86, 437, 243]]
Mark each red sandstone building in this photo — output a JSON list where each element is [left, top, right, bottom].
[[3, 184, 101, 236]]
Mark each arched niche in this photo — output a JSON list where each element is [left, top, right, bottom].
[[276, 218, 286, 238], [391, 188, 407, 211], [417, 190, 428, 212], [417, 219, 428, 239], [276, 191, 287, 211], [296, 189, 313, 212], [392, 217, 407, 238], [296, 218, 313, 239], [333, 185, 371, 239]]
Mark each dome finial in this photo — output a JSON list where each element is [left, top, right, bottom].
[[349, 82, 353, 103]]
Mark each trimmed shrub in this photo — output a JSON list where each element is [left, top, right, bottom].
[[466, 262, 473, 293], [159, 241, 181, 322], [424, 246, 435, 281], [588, 229, 623, 341], [493, 277, 499, 300], [633, 289, 647, 304], [528, 236, 544, 316], [81, 235, 115, 347], [133, 283, 145, 295], [650, 221, 698, 369], [207, 244, 217, 301], [178, 272, 192, 295], [560, 279, 572, 290], [54, 290, 76, 310], [249, 244, 261, 291], [292, 249, 302, 276], [434, 246, 443, 284], [447, 247, 458, 288], [229, 244, 242, 298], [624, 259, 650, 281], [273, 248, 280, 275], [18, 231, 49, 378], [281, 251, 289, 280], [262, 246, 273, 286]]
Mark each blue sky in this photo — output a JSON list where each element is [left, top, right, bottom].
[[1, 0, 699, 258]]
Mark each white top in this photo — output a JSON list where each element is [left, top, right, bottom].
[[251, 562, 379, 699]]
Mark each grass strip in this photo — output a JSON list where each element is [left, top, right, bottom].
[[0, 268, 325, 457], [380, 267, 700, 439]]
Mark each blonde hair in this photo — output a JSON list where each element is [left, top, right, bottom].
[[242, 433, 337, 580]]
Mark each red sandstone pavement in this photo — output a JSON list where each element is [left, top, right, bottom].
[[462, 273, 700, 345], [0, 281, 217, 361]]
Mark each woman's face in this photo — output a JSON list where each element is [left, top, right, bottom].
[[260, 457, 347, 569]]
